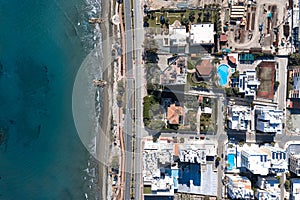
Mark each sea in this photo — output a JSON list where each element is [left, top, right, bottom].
[[0, 0, 104, 199]]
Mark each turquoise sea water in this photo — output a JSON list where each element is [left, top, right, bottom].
[[217, 64, 229, 86], [0, 0, 102, 199]]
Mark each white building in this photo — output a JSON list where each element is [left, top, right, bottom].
[[227, 105, 251, 131], [178, 144, 206, 164], [165, 20, 187, 47], [255, 189, 280, 200], [261, 146, 288, 174], [240, 146, 288, 175], [189, 24, 215, 44], [289, 66, 300, 98], [241, 149, 270, 175], [226, 174, 253, 200], [291, 179, 300, 200], [142, 138, 218, 197], [290, 154, 300, 176], [255, 106, 283, 134], [238, 70, 260, 97], [255, 176, 280, 200]]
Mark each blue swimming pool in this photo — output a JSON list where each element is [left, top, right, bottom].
[[217, 64, 230, 86], [227, 154, 235, 171]]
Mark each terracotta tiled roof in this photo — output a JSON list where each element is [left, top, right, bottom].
[[174, 143, 179, 156], [195, 59, 213, 76], [167, 104, 183, 124], [198, 95, 203, 104], [220, 34, 227, 42], [228, 56, 236, 64]]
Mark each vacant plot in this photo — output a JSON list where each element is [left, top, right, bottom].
[[257, 62, 275, 99]]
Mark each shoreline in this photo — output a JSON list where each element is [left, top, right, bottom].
[[98, 0, 113, 199]]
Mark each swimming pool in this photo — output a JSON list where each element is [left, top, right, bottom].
[[227, 154, 235, 171], [217, 64, 230, 86]]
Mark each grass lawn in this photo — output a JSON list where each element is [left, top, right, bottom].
[[143, 185, 152, 194]]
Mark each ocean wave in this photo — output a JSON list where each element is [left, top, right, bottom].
[[78, 0, 103, 199]]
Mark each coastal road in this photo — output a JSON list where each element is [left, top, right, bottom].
[[133, 0, 145, 199], [124, 0, 134, 199], [215, 95, 227, 199]]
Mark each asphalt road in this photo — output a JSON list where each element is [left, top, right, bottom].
[[275, 57, 288, 110], [124, 0, 134, 199], [215, 95, 227, 199], [133, 0, 145, 198]]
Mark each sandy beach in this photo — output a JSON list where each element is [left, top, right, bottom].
[[98, 0, 113, 199]]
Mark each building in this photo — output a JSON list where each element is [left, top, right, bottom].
[[238, 70, 260, 97], [288, 66, 300, 98], [142, 138, 218, 197], [220, 34, 227, 45], [189, 24, 214, 45], [160, 56, 187, 85], [240, 145, 288, 175], [255, 189, 280, 200], [241, 148, 270, 175], [195, 59, 214, 81], [226, 174, 253, 200], [239, 54, 254, 64], [168, 20, 187, 47], [228, 55, 237, 68], [255, 176, 280, 200], [255, 106, 283, 134], [227, 105, 251, 131], [177, 143, 217, 196], [290, 154, 300, 176], [167, 104, 183, 125], [230, 5, 246, 21], [165, 20, 187, 54], [260, 146, 288, 174], [290, 179, 300, 200], [143, 140, 175, 197]]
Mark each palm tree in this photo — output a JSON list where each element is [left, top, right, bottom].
[[189, 11, 195, 23]]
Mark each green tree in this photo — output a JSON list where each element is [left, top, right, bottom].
[[198, 12, 203, 23], [144, 16, 149, 22], [289, 53, 300, 66], [181, 18, 189, 26], [188, 11, 195, 23], [190, 123, 197, 131], [148, 120, 165, 130], [111, 155, 119, 170], [151, 103, 161, 113], [225, 88, 234, 97], [238, 141, 245, 147], [143, 37, 158, 53], [231, 70, 240, 79], [285, 180, 291, 191]]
